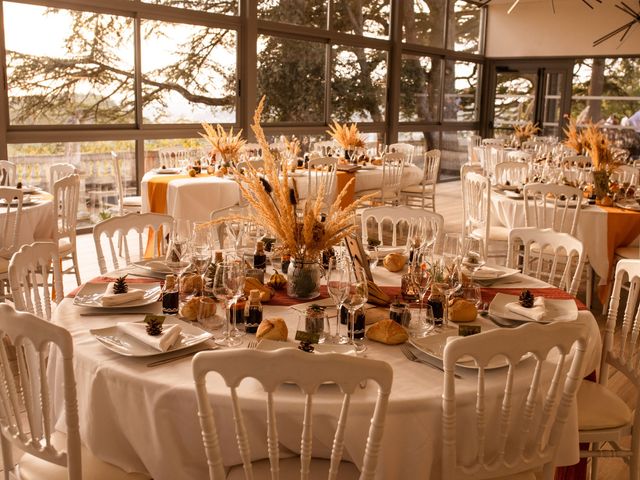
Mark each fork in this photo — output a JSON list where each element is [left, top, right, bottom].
[[247, 340, 258, 349], [400, 345, 461, 378]]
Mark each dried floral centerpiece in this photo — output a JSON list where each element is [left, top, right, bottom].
[[200, 123, 246, 170], [222, 97, 375, 299], [327, 121, 365, 162], [563, 115, 585, 155], [581, 122, 621, 204], [513, 121, 540, 146]]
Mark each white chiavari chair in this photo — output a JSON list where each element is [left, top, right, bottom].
[[494, 161, 529, 187], [388, 142, 415, 164], [0, 187, 23, 302], [112, 152, 142, 215], [611, 164, 639, 185], [401, 149, 440, 211], [158, 148, 190, 168], [461, 171, 509, 261], [192, 348, 393, 480], [49, 163, 76, 191], [358, 152, 405, 206], [312, 140, 338, 157], [578, 259, 640, 480], [361, 205, 444, 252], [52, 174, 81, 285], [0, 160, 16, 186], [8, 241, 62, 321], [467, 135, 482, 164], [0, 303, 151, 480], [93, 212, 172, 274], [442, 322, 587, 480], [506, 149, 534, 162], [307, 156, 339, 212], [506, 227, 586, 296]]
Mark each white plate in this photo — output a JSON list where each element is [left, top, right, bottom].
[[410, 332, 509, 370], [73, 282, 162, 308], [495, 184, 520, 192], [90, 317, 214, 357], [20, 186, 41, 194], [152, 167, 182, 175], [488, 292, 578, 323], [470, 264, 520, 282], [503, 190, 524, 199], [256, 338, 356, 355], [132, 258, 173, 275], [615, 201, 640, 212]]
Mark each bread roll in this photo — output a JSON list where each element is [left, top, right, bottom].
[[180, 296, 217, 321], [256, 318, 288, 341], [383, 253, 407, 272], [366, 319, 408, 345], [449, 299, 478, 323], [180, 274, 203, 295]]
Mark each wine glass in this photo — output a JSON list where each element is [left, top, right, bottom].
[[442, 233, 462, 266], [343, 265, 368, 353], [440, 257, 463, 327], [407, 218, 437, 260], [411, 260, 432, 332], [365, 243, 379, 271], [212, 262, 244, 347], [461, 237, 486, 284], [327, 257, 349, 344]]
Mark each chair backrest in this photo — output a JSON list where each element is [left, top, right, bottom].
[[521, 140, 541, 152], [0, 160, 16, 186], [460, 163, 483, 180], [49, 163, 76, 191], [442, 322, 587, 480], [158, 148, 190, 168], [461, 171, 491, 257], [494, 161, 528, 186], [482, 138, 504, 146], [209, 205, 251, 250], [0, 187, 23, 259], [522, 182, 583, 235], [422, 149, 441, 185], [361, 205, 444, 250], [9, 242, 63, 321], [312, 140, 338, 157], [307, 156, 339, 207], [380, 152, 405, 202], [506, 150, 533, 162], [563, 155, 591, 169], [611, 164, 639, 185], [506, 227, 585, 295], [388, 142, 415, 164], [467, 135, 482, 164], [52, 174, 80, 246], [0, 303, 81, 480], [192, 348, 393, 480], [93, 212, 173, 274], [483, 145, 506, 178], [600, 259, 640, 388]]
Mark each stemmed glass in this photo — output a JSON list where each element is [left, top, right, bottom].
[[407, 218, 437, 260], [461, 237, 486, 285], [442, 233, 462, 265], [191, 223, 212, 296], [212, 262, 245, 347], [165, 219, 192, 279], [343, 265, 368, 353], [440, 257, 463, 327], [326, 257, 349, 344], [411, 259, 433, 333], [365, 243, 379, 271]]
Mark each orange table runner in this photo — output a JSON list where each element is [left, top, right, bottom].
[[336, 171, 356, 208], [597, 205, 640, 303]]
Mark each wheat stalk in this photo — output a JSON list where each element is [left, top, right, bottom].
[[327, 120, 365, 150]]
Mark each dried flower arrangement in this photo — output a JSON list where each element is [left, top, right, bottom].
[[581, 122, 621, 173], [327, 121, 365, 150], [563, 115, 585, 155], [221, 97, 376, 261], [284, 136, 301, 157], [513, 121, 540, 143], [200, 123, 247, 165]]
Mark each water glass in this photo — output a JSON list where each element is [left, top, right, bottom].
[[327, 257, 349, 344], [405, 304, 433, 338]]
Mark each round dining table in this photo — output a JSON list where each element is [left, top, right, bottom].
[[140, 165, 423, 223], [1, 190, 54, 251], [49, 264, 601, 480]]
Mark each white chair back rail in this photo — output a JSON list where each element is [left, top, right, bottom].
[[0, 187, 23, 258], [461, 171, 491, 258], [93, 212, 173, 274], [361, 205, 444, 251], [0, 304, 81, 480], [379, 152, 405, 204], [209, 205, 252, 251], [387, 142, 415, 164], [611, 164, 639, 185], [158, 148, 190, 168], [307, 156, 339, 208], [0, 160, 16, 186], [312, 140, 338, 157], [8, 241, 63, 321], [402, 149, 441, 210], [467, 135, 482, 164], [506, 227, 586, 296], [53, 174, 80, 244], [522, 183, 583, 236], [49, 163, 75, 191], [563, 155, 592, 169], [192, 348, 393, 480], [442, 322, 587, 480], [494, 161, 528, 186]]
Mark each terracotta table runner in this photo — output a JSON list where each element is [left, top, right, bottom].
[[335, 171, 356, 208]]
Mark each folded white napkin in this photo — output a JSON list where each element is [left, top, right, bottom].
[[506, 297, 546, 321], [101, 282, 146, 306], [472, 266, 504, 279], [117, 323, 182, 352]]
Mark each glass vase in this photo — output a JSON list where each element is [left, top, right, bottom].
[[286, 257, 322, 299], [593, 170, 610, 202]]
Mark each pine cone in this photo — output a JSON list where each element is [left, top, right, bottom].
[[145, 319, 163, 336], [519, 289, 535, 308], [113, 275, 128, 294]]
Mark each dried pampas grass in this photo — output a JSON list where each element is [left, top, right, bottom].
[[327, 121, 365, 150]]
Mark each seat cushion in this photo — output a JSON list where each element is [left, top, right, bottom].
[[18, 439, 150, 480], [615, 246, 639, 259], [227, 457, 360, 480], [577, 380, 633, 431]]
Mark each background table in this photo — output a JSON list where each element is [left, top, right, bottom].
[[50, 268, 600, 480], [1, 192, 54, 250]]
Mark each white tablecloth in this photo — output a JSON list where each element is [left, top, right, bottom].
[[490, 191, 614, 284], [1, 195, 54, 254], [141, 165, 424, 222], [49, 268, 600, 480]]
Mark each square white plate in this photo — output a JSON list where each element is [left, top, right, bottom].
[[152, 167, 182, 174], [410, 332, 509, 370], [90, 317, 214, 357], [73, 282, 162, 309], [488, 292, 578, 323], [132, 258, 173, 275], [256, 338, 356, 355], [470, 264, 520, 281]]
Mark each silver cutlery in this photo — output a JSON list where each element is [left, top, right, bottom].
[[147, 347, 214, 367], [400, 345, 461, 378]]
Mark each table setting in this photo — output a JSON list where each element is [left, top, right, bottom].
[[46, 100, 603, 479]]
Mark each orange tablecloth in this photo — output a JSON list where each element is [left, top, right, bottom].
[[336, 171, 356, 208], [597, 205, 640, 303]]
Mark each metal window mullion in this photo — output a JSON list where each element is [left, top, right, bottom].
[[386, 0, 402, 144], [324, 42, 332, 126], [443, 0, 450, 52], [240, 0, 257, 139], [0, 2, 8, 159], [134, 13, 143, 193]]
